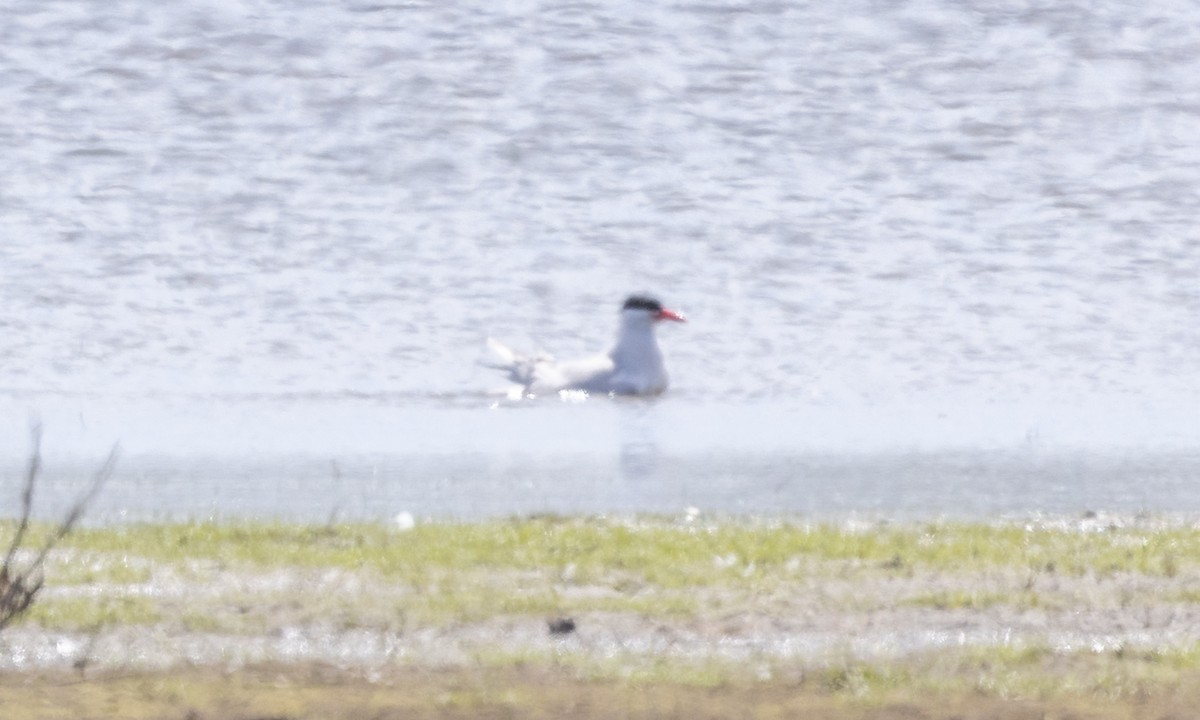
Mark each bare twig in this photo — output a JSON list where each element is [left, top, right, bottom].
[[30, 444, 119, 569], [1, 428, 118, 632], [1, 424, 41, 572]]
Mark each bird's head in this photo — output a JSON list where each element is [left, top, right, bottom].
[[622, 295, 686, 324]]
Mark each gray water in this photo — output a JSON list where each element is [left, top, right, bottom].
[[1, 0, 1198, 522]]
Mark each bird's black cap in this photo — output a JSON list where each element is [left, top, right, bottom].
[[622, 295, 664, 312]]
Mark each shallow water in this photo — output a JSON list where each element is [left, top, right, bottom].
[[1, 0, 1198, 521]]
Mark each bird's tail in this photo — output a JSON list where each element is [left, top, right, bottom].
[[484, 338, 551, 390]]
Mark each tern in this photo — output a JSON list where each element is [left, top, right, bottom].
[[488, 295, 686, 397]]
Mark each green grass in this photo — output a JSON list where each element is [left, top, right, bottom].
[[2, 515, 1197, 631], [43, 516, 1200, 583], [6, 514, 1200, 707], [24, 595, 161, 630]]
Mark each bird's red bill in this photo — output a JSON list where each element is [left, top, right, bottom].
[[655, 308, 687, 322]]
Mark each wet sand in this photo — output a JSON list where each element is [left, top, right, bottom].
[[5, 664, 1200, 720]]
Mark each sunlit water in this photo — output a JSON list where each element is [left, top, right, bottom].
[[1, 0, 1198, 522]]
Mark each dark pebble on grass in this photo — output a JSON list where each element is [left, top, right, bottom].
[[548, 617, 576, 635]]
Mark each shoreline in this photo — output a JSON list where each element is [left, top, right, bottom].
[[4, 514, 1200, 717]]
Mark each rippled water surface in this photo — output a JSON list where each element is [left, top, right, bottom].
[[1, 0, 1198, 520]]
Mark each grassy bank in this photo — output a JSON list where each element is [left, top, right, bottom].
[[4, 514, 1200, 717]]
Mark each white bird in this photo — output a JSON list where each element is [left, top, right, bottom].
[[488, 295, 687, 397]]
